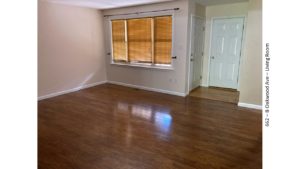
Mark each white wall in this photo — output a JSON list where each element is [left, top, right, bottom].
[[103, 0, 190, 96], [238, 0, 262, 105], [38, 1, 107, 98]]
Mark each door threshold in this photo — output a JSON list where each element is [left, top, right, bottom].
[[208, 86, 238, 92]]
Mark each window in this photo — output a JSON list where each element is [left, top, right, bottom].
[[111, 15, 173, 67]]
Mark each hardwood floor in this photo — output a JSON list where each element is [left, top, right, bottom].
[[38, 84, 262, 169], [189, 86, 240, 104]]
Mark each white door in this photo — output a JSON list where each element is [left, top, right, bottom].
[[209, 17, 244, 89], [189, 16, 205, 91]]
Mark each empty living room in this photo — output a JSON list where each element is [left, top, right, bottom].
[[37, 0, 262, 168], [3, 0, 300, 169]]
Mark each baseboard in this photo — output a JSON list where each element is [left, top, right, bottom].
[[38, 80, 107, 101], [238, 102, 262, 110], [201, 83, 208, 87], [107, 80, 186, 97]]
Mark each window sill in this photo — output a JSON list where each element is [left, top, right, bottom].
[[111, 62, 174, 70]]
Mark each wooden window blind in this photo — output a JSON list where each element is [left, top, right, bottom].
[[154, 16, 172, 64], [112, 20, 127, 62], [127, 18, 152, 63], [111, 15, 172, 65]]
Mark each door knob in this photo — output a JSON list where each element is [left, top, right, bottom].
[[211, 56, 215, 59], [191, 58, 194, 61]]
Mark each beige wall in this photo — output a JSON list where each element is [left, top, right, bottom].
[[103, 0, 190, 95], [188, 0, 206, 17], [38, 1, 107, 98], [196, 3, 206, 17], [238, 0, 262, 105], [201, 2, 249, 87]]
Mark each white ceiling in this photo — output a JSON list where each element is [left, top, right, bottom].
[[195, 0, 248, 6], [45, 0, 175, 9], [45, 0, 249, 9]]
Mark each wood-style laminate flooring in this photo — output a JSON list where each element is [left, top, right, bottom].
[[38, 84, 262, 169], [189, 87, 240, 104]]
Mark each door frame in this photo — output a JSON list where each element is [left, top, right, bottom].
[[187, 15, 205, 93], [207, 15, 247, 90]]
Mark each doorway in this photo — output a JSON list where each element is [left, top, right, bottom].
[[188, 16, 205, 92], [208, 17, 245, 89]]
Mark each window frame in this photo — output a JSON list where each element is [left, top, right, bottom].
[[109, 12, 175, 70]]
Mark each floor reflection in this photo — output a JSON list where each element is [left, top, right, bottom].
[[154, 112, 172, 133], [116, 102, 172, 135], [132, 105, 152, 120], [117, 102, 129, 112]]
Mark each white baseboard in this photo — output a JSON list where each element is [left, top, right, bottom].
[[200, 83, 208, 87], [238, 102, 262, 110], [107, 80, 186, 97], [38, 80, 107, 101]]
